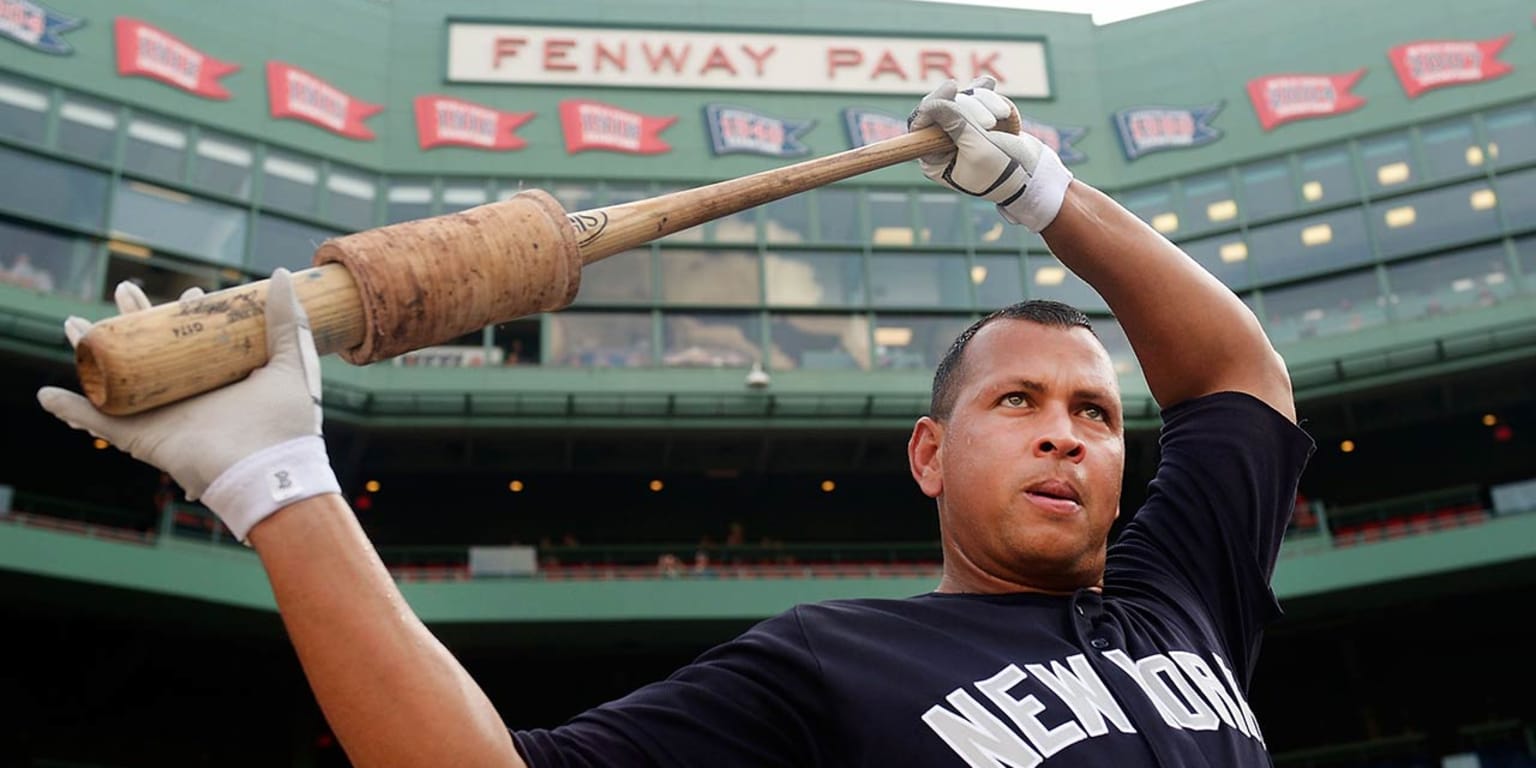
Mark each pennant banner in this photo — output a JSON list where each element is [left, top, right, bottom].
[[1389, 35, 1513, 98], [115, 18, 238, 100], [266, 61, 382, 140], [1112, 102, 1223, 161], [0, 0, 82, 54], [414, 95, 533, 151], [842, 108, 907, 149], [1246, 69, 1366, 131], [705, 104, 814, 158], [1019, 118, 1088, 165], [559, 99, 675, 154]]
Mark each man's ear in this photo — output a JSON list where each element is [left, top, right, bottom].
[[908, 416, 944, 499]]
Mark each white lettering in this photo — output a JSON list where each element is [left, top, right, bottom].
[[976, 664, 1086, 758], [1023, 655, 1136, 737], [923, 689, 1044, 768]]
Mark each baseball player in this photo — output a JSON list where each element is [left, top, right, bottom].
[[38, 78, 1313, 766]]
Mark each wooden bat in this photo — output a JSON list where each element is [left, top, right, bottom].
[[76, 111, 1020, 416]]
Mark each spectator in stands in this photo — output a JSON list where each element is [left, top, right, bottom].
[[1, 252, 55, 293], [38, 78, 1313, 767]]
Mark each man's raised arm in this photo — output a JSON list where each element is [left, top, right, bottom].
[[909, 78, 1294, 421]]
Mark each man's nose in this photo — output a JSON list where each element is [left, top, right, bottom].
[[1032, 410, 1085, 461]]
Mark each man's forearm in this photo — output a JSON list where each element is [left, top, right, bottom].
[[248, 495, 525, 768], [1042, 179, 1296, 421]]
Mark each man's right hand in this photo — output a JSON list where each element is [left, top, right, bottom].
[[37, 267, 340, 542]]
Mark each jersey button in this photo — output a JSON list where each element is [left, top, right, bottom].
[[1090, 637, 1111, 649]]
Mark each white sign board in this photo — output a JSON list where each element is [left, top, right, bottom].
[[446, 23, 1050, 97]]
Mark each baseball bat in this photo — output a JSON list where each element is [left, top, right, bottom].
[[75, 112, 1019, 416]]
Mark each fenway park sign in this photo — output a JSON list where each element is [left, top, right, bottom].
[[446, 22, 1050, 97]]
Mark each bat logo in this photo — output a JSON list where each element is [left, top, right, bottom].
[[568, 211, 608, 247]]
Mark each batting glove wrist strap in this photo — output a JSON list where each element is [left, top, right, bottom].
[[202, 435, 339, 544], [995, 145, 1072, 232]]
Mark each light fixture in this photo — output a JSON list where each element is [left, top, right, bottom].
[[1219, 242, 1248, 263], [1482, 413, 1498, 427], [509, 480, 525, 492], [1384, 206, 1416, 229], [820, 480, 836, 492], [970, 265, 988, 285], [745, 361, 771, 389], [1465, 145, 1485, 166], [1340, 439, 1356, 453], [1206, 200, 1238, 222], [874, 327, 913, 346], [1034, 266, 1067, 286], [364, 480, 381, 493], [92, 438, 109, 450], [1470, 189, 1497, 211], [649, 479, 664, 492], [1300, 224, 1333, 247], [1301, 181, 1324, 202], [1150, 212, 1179, 233], [1376, 162, 1410, 186]]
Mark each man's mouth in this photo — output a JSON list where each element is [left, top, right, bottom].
[[1024, 480, 1082, 512]]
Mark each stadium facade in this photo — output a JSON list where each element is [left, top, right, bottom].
[[1, 0, 1534, 765]]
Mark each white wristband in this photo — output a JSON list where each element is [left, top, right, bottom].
[[201, 435, 340, 545], [997, 148, 1074, 233]]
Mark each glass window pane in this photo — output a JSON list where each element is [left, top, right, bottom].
[[764, 250, 864, 307], [708, 207, 757, 244], [0, 145, 110, 230], [122, 114, 187, 183], [763, 192, 811, 244], [602, 182, 649, 206], [0, 75, 49, 144], [1181, 171, 1238, 234], [111, 179, 247, 265], [1026, 255, 1106, 312], [491, 318, 539, 366], [1182, 234, 1254, 291], [1419, 118, 1483, 181], [874, 314, 970, 370], [663, 311, 761, 368], [0, 219, 98, 299], [1115, 183, 1179, 237], [1238, 159, 1295, 222], [440, 181, 488, 212], [192, 132, 253, 200], [917, 192, 966, 246], [1260, 269, 1386, 345], [1089, 315, 1143, 386], [869, 252, 971, 308], [868, 190, 912, 246], [1515, 234, 1536, 292], [550, 183, 596, 214], [574, 248, 651, 305], [1484, 103, 1536, 170], [1386, 245, 1513, 321], [326, 166, 377, 231], [659, 249, 759, 305], [1249, 208, 1371, 283], [969, 198, 1026, 250], [1360, 131, 1417, 194], [1372, 181, 1502, 259], [57, 95, 118, 164], [103, 253, 223, 307], [768, 313, 870, 370], [385, 177, 433, 224], [251, 214, 340, 275], [1297, 146, 1358, 208], [549, 311, 652, 368], [262, 150, 321, 217], [815, 188, 862, 245], [1496, 167, 1536, 232], [972, 254, 1023, 310]]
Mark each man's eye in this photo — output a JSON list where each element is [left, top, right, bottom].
[[1002, 393, 1028, 407], [1082, 405, 1107, 421]]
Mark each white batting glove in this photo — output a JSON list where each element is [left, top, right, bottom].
[[908, 76, 1074, 233], [37, 268, 339, 544]]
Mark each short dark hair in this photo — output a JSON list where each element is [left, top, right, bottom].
[[928, 300, 1096, 420]]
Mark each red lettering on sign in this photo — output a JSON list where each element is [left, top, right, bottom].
[[741, 44, 776, 76], [920, 50, 956, 81], [700, 45, 737, 75], [594, 41, 626, 72], [544, 38, 577, 71], [493, 37, 526, 69], [827, 48, 862, 77], [643, 42, 691, 73], [870, 50, 908, 80], [971, 51, 1003, 83]]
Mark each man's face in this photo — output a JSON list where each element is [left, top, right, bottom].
[[909, 320, 1126, 593]]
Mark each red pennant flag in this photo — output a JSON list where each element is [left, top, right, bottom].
[[1388, 34, 1514, 98], [414, 95, 533, 151], [114, 18, 238, 100], [265, 61, 382, 141], [1246, 69, 1366, 132], [558, 99, 675, 155]]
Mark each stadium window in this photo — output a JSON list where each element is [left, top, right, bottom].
[[573, 248, 652, 305], [662, 311, 762, 368], [972, 254, 1024, 311], [1248, 208, 1370, 284], [1115, 183, 1178, 235], [1027, 254, 1107, 311], [440, 181, 488, 212], [873, 314, 971, 370], [122, 114, 188, 184], [762, 192, 812, 245], [0, 74, 49, 145], [1180, 234, 1253, 292], [764, 250, 865, 307], [0, 144, 110, 231], [869, 252, 971, 309], [1513, 234, 1536, 293], [1238, 159, 1297, 223], [1495, 167, 1536, 231], [968, 197, 1029, 250], [110, 179, 247, 266], [917, 192, 966, 246], [1419, 117, 1482, 181], [261, 149, 321, 217], [813, 187, 863, 245], [547, 310, 653, 368], [0, 218, 99, 300], [1179, 171, 1237, 234], [1259, 268, 1387, 345], [1483, 102, 1536, 169], [191, 131, 253, 200], [1360, 131, 1417, 193], [56, 94, 119, 165], [768, 313, 871, 371], [491, 319, 540, 366], [1384, 244, 1512, 321], [325, 164, 378, 232], [1372, 181, 1501, 259], [867, 190, 913, 246], [1087, 315, 1143, 383], [1297, 146, 1359, 207], [250, 214, 341, 275], [102, 248, 222, 306], [384, 176, 433, 224], [659, 249, 760, 305]]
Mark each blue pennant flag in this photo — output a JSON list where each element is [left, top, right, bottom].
[[1111, 102, 1224, 161], [842, 107, 907, 149], [0, 0, 84, 55], [705, 104, 815, 158], [1019, 118, 1088, 165]]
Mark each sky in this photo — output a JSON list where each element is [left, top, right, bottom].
[[908, 0, 1209, 25]]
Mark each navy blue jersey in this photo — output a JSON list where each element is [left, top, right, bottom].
[[514, 391, 1315, 767]]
